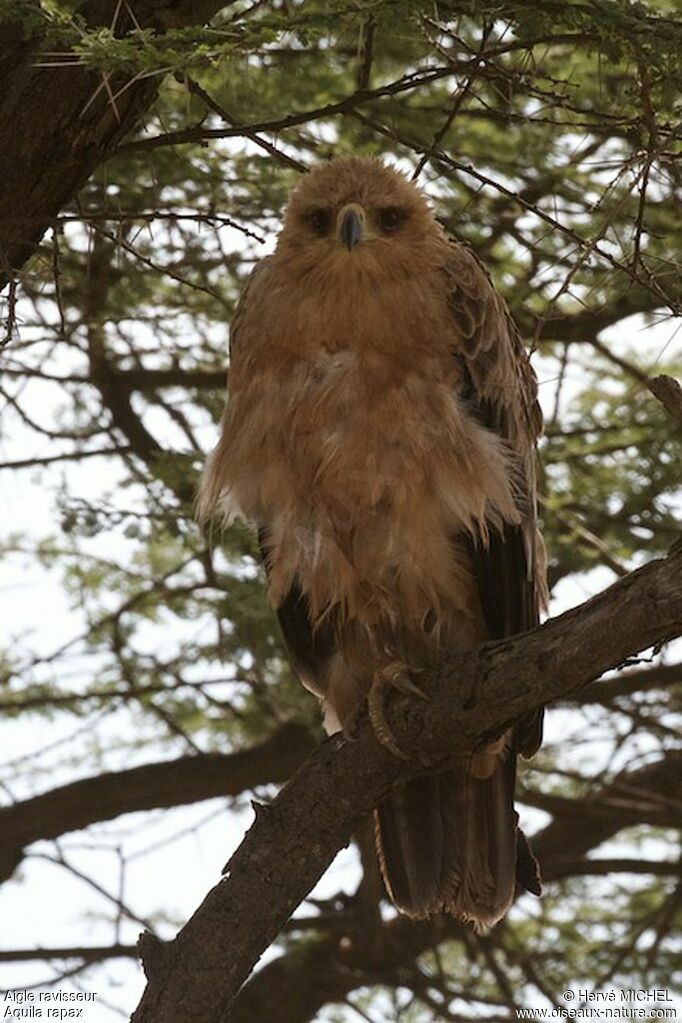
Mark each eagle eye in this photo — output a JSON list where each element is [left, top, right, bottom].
[[378, 207, 404, 232], [307, 207, 332, 236]]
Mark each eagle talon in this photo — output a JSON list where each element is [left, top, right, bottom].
[[383, 662, 430, 701], [341, 703, 364, 743], [367, 660, 429, 760]]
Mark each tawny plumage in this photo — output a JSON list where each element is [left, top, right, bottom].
[[198, 157, 547, 926]]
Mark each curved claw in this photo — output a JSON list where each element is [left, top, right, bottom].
[[341, 703, 364, 743], [367, 660, 430, 760], [381, 662, 430, 700]]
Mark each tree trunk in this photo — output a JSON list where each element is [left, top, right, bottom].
[[0, 0, 229, 284]]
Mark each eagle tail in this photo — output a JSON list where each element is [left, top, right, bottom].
[[374, 758, 540, 927]]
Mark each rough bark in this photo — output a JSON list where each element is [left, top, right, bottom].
[[0, 754, 676, 1022], [228, 749, 681, 1023], [129, 545, 682, 1022], [0, 0, 230, 284]]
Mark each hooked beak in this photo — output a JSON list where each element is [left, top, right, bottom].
[[338, 204, 365, 251]]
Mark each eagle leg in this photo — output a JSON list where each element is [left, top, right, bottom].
[[367, 661, 430, 760]]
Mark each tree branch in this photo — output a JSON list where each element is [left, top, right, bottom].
[[574, 661, 682, 704], [0, 0, 234, 284], [7, 755, 675, 1023], [130, 546, 682, 1022], [229, 747, 681, 1023], [532, 754, 681, 873], [230, 913, 467, 1023], [0, 724, 314, 883], [0, 944, 138, 963]]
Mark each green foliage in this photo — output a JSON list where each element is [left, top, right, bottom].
[[1, 0, 680, 1018]]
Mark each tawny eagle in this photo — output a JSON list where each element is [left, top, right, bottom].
[[198, 157, 546, 926]]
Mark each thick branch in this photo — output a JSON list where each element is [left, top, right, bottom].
[[231, 913, 466, 1023], [0, 945, 138, 963], [230, 746, 681, 1023], [0, 724, 313, 883], [575, 661, 682, 704], [4, 753, 676, 1023], [130, 546, 682, 1022], [532, 754, 681, 872]]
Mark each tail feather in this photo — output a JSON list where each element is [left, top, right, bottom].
[[373, 774, 446, 912], [374, 755, 539, 926]]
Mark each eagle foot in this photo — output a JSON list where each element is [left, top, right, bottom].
[[367, 660, 430, 760]]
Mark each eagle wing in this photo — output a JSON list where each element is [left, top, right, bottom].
[[375, 239, 546, 922], [444, 237, 547, 756]]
